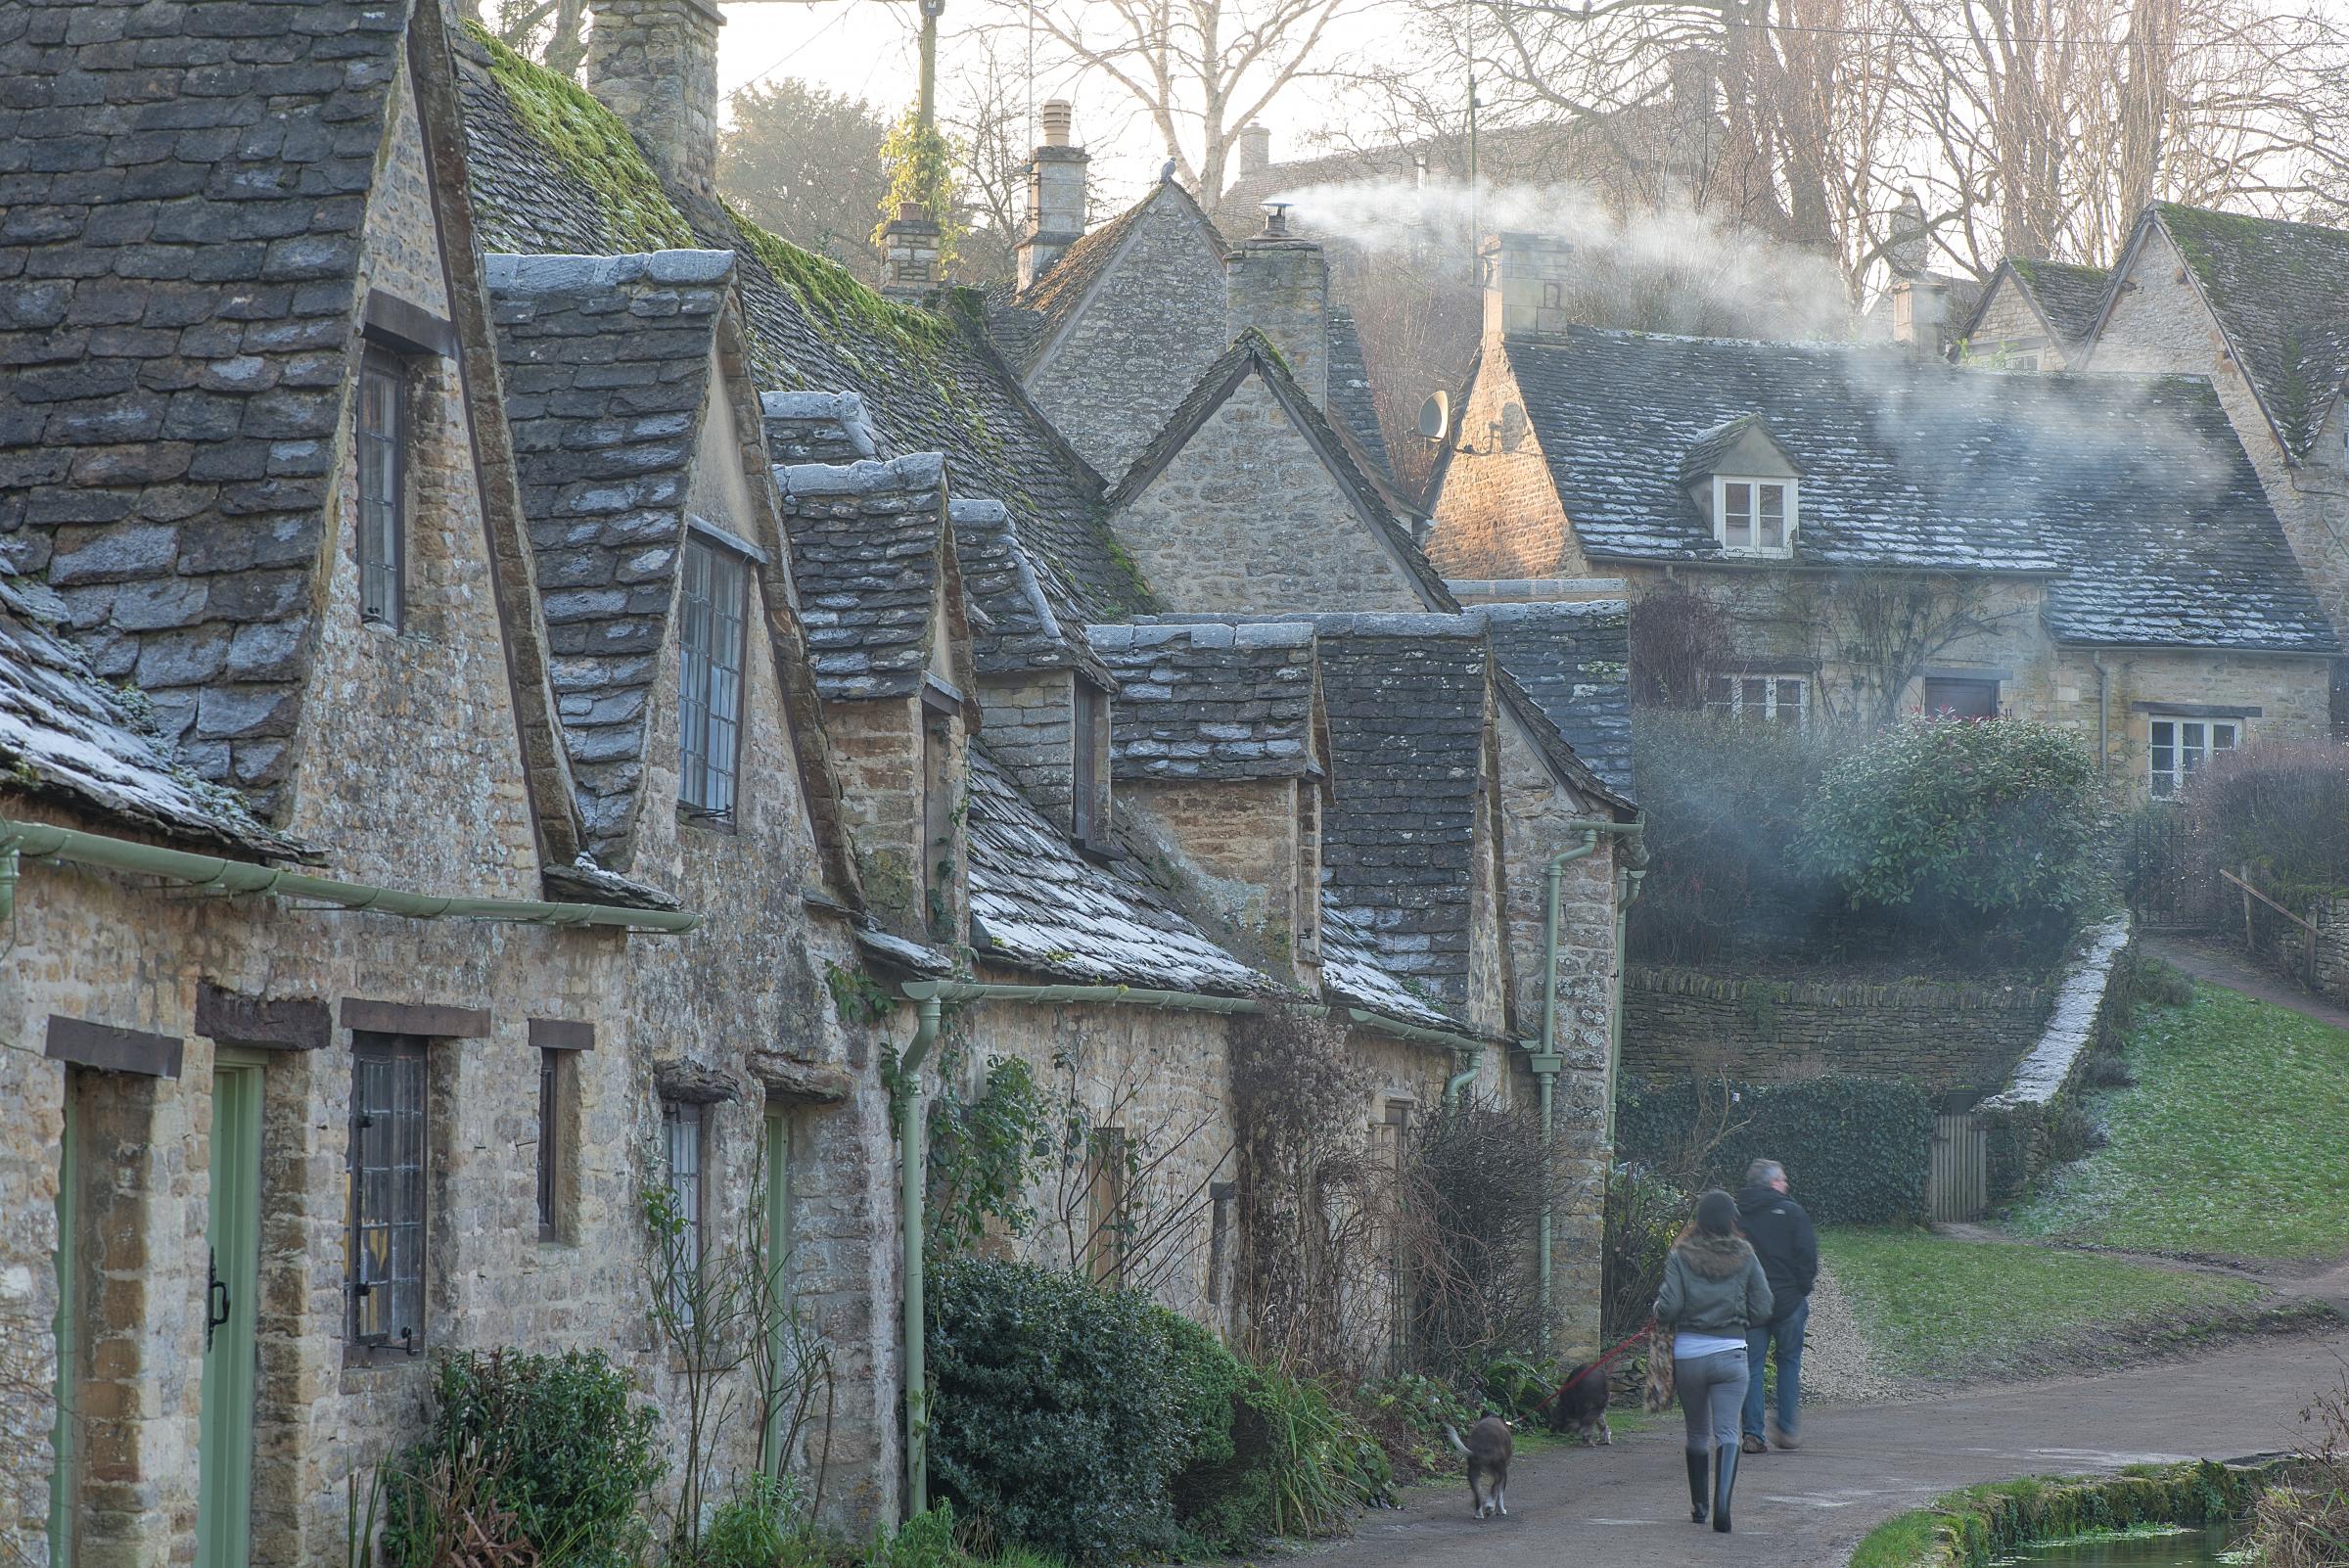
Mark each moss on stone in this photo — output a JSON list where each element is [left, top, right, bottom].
[[1846, 1459, 2277, 1568], [467, 23, 696, 254]]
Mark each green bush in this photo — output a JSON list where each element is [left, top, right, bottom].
[[1602, 1163, 1689, 1338], [1615, 1075, 1932, 1224], [1174, 1364, 1387, 1553], [927, 1260, 1195, 1564], [704, 1475, 824, 1568], [385, 1348, 661, 1565], [1798, 717, 2106, 947]]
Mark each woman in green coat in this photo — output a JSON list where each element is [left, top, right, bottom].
[[1654, 1188, 1773, 1534]]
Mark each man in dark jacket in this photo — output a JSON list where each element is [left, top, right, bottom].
[[1735, 1159, 1818, 1452]]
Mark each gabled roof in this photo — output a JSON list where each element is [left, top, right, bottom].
[[1991, 257, 2112, 349], [2134, 203, 2349, 458], [949, 497, 1111, 684], [454, 28, 1151, 622], [0, 0, 407, 813], [963, 743, 1273, 993], [1109, 330, 1459, 613], [0, 578, 300, 857], [484, 250, 735, 860], [993, 180, 1229, 376], [1087, 621, 1322, 781], [1678, 413, 1802, 484], [1474, 601, 1634, 796], [1499, 326, 2336, 652], [773, 453, 951, 703], [1325, 306, 1395, 481]]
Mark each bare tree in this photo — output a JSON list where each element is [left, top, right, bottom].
[[477, 0, 590, 76], [990, 0, 1361, 201], [1777, 570, 2018, 724], [941, 26, 1044, 287]]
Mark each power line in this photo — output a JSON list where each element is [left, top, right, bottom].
[[722, 1, 866, 104]]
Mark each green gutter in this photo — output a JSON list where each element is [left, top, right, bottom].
[[890, 977, 1488, 1517], [1529, 817, 1644, 1336], [0, 819, 700, 933]]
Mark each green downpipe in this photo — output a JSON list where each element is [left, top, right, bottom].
[[889, 980, 1495, 1518], [1532, 817, 1644, 1334], [0, 818, 699, 932]]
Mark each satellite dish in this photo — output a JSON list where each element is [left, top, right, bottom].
[[1417, 390, 1451, 440]]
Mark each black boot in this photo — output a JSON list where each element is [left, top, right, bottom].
[[1685, 1451, 1710, 1524], [1712, 1443, 1739, 1534]]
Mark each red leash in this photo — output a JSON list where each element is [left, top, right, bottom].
[[1532, 1317, 1659, 1412]]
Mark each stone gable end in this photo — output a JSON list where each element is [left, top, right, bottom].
[[1426, 348, 1584, 580]]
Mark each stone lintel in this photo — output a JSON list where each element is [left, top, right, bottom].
[[339, 997, 492, 1038], [196, 981, 332, 1051], [528, 1017, 595, 1052]]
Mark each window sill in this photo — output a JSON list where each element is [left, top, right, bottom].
[[676, 806, 739, 835]]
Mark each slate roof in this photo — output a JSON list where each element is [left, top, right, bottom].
[[0, 0, 407, 812], [2001, 257, 2111, 349], [1504, 326, 2337, 652], [771, 453, 948, 702], [0, 577, 297, 856], [1086, 621, 1321, 780], [963, 743, 1273, 992], [1325, 306, 1395, 481], [950, 497, 1110, 683], [453, 30, 1150, 623], [1474, 601, 1634, 795], [1318, 903, 1452, 1028], [2143, 203, 2349, 457], [484, 250, 732, 858], [991, 180, 1228, 374], [1110, 331, 1459, 613], [1679, 414, 1799, 484]]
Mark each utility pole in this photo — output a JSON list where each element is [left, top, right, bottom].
[[916, 0, 946, 130]]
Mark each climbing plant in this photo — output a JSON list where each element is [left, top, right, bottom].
[[873, 108, 967, 273]]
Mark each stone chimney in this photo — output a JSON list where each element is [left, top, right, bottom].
[[1016, 100, 1088, 292], [584, 0, 723, 201], [1480, 230, 1576, 341], [879, 202, 942, 300], [1237, 123, 1272, 178], [1888, 189, 1930, 279], [1225, 203, 1329, 404], [1889, 276, 1954, 356]]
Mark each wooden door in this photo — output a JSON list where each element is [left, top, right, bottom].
[[197, 1054, 264, 1568]]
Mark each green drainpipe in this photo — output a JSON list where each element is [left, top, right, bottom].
[[0, 818, 700, 932], [890, 979, 1492, 1517], [1531, 817, 1644, 1334]]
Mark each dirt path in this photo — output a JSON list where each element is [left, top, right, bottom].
[[2140, 933, 2349, 1033], [1295, 1329, 2342, 1568]]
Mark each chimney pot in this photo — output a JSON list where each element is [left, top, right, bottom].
[[1040, 100, 1074, 147], [1259, 202, 1290, 238]]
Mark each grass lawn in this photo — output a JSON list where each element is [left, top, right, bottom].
[[1819, 1227, 2265, 1380], [2005, 982, 2349, 1265]]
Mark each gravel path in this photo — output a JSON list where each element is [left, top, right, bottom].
[[1798, 1260, 1900, 1406]]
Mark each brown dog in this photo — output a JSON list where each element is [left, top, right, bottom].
[[1444, 1415, 1514, 1519], [1544, 1362, 1612, 1446]]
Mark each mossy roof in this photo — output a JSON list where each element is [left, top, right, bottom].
[[2148, 202, 2349, 457], [2003, 256, 2112, 348], [454, 28, 1152, 622]]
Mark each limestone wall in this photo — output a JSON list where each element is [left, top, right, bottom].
[[1425, 350, 1587, 581]]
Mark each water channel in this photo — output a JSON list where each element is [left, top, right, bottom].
[[1999, 1524, 2242, 1567]]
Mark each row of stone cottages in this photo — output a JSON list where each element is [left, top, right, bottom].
[[0, 1, 1639, 1562]]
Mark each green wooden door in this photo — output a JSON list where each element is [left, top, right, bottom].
[[49, 1089, 77, 1566], [197, 1055, 264, 1568]]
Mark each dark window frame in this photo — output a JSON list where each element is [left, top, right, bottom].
[[535, 1048, 563, 1241], [1922, 676, 2000, 719], [348, 1033, 429, 1358], [678, 536, 749, 821], [660, 1097, 708, 1321], [355, 345, 409, 630], [1071, 681, 1110, 845]]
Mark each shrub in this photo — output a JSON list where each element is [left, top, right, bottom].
[[1397, 1103, 1561, 1380], [2252, 1367, 2349, 1568], [1155, 1308, 1242, 1475], [1175, 1364, 1387, 1552], [1601, 1163, 1689, 1339], [1615, 1076, 1933, 1224], [1797, 717, 2106, 949], [926, 1260, 1191, 1564], [2184, 741, 2349, 907], [385, 1348, 661, 1565]]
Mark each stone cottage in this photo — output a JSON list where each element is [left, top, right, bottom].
[[1426, 231, 2340, 795], [1957, 256, 2113, 372], [6, 2, 1643, 1562]]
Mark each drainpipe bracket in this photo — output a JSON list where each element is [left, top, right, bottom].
[[1524, 1052, 1564, 1075]]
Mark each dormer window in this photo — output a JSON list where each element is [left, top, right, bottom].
[[1716, 477, 1794, 556]]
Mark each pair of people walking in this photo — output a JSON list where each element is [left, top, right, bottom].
[[1651, 1158, 1819, 1533]]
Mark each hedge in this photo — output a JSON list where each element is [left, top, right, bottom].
[[1849, 1459, 2278, 1568], [1615, 1075, 1932, 1224]]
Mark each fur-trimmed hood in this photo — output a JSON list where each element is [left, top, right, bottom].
[[1674, 1231, 1757, 1281]]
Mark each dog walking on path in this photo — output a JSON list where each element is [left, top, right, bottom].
[[1444, 1415, 1514, 1519]]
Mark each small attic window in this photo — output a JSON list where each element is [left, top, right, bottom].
[[356, 346, 408, 628], [1716, 477, 1795, 556], [679, 536, 748, 820]]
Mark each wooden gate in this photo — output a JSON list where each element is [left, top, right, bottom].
[[2125, 808, 2216, 931], [1929, 1112, 1986, 1223]]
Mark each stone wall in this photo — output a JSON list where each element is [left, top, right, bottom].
[[1625, 966, 2054, 1096], [1123, 775, 1321, 987], [978, 671, 1079, 837], [1959, 279, 2076, 370], [1111, 375, 1429, 615], [1425, 349, 1588, 581], [1976, 917, 2132, 1203], [1024, 188, 1230, 481]]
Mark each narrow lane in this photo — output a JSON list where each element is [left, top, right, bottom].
[[1299, 1330, 2341, 1568]]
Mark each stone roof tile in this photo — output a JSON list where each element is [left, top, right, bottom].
[[772, 453, 947, 703], [950, 496, 1110, 682], [1474, 600, 1633, 795], [1087, 619, 1321, 781], [2003, 257, 2111, 349]]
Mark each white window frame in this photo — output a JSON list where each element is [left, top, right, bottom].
[[1713, 476, 1796, 557], [2146, 715, 2240, 799], [1707, 670, 1810, 727]]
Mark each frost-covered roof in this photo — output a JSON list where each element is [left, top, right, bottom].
[[2144, 203, 2349, 458], [964, 744, 1272, 992], [485, 251, 732, 860], [950, 497, 1110, 683], [0, 0, 407, 814], [1999, 257, 2112, 349], [1318, 903, 1454, 1028], [0, 578, 299, 856], [454, 28, 1150, 623], [1087, 621, 1322, 780], [1505, 326, 2336, 652], [772, 453, 949, 702], [1326, 307, 1394, 483], [1474, 601, 1634, 795]]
